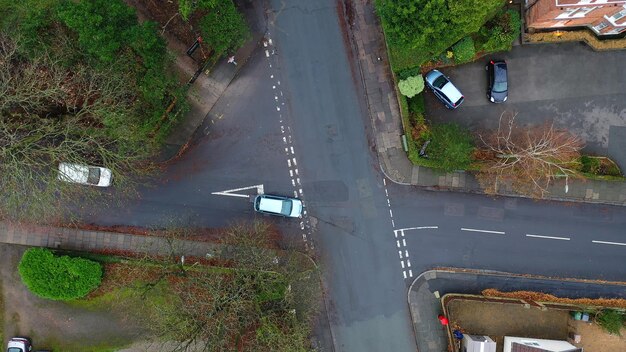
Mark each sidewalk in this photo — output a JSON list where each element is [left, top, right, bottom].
[[348, 0, 626, 206], [407, 269, 626, 352], [128, 0, 264, 161], [0, 222, 219, 258]]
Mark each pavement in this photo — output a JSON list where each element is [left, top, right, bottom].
[[408, 269, 626, 352], [0, 221, 219, 257], [138, 0, 264, 161]]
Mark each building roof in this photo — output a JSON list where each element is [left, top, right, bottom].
[[505, 336, 582, 352], [526, 0, 626, 36], [464, 335, 497, 352], [554, 0, 625, 5]]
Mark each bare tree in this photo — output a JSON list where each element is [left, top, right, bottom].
[[121, 221, 320, 352], [476, 112, 584, 197], [0, 32, 152, 222]]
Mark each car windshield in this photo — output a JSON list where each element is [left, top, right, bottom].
[[8, 348, 23, 352], [280, 200, 292, 215], [493, 81, 507, 93], [87, 167, 101, 185], [432, 75, 449, 89]]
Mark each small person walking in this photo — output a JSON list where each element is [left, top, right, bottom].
[[227, 56, 237, 66]]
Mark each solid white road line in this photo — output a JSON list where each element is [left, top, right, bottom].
[[592, 240, 626, 246], [397, 226, 439, 232], [526, 234, 570, 241], [461, 228, 505, 235]]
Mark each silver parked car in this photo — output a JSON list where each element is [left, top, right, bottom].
[[424, 69, 464, 109], [254, 194, 303, 218], [58, 162, 112, 187]]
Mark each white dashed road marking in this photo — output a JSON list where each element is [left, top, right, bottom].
[[526, 234, 570, 241], [263, 33, 313, 250], [592, 240, 626, 246], [461, 228, 505, 235], [382, 177, 412, 278]]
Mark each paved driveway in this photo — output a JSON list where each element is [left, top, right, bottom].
[[424, 42, 626, 170]]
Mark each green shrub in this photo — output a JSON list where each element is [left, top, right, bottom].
[[425, 123, 474, 171], [199, 0, 250, 54], [580, 155, 601, 174], [397, 66, 423, 80], [477, 9, 521, 53], [452, 37, 475, 63], [407, 93, 426, 115], [606, 164, 622, 176], [398, 75, 424, 98], [177, 0, 195, 20], [596, 310, 624, 335], [580, 156, 622, 176], [377, 0, 504, 72], [57, 0, 137, 63], [18, 248, 102, 301]]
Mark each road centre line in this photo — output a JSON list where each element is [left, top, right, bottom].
[[526, 234, 570, 241], [592, 240, 626, 246], [461, 228, 505, 235], [265, 34, 313, 250]]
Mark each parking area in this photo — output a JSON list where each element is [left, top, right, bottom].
[[424, 42, 626, 170]]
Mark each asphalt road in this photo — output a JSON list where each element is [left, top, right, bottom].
[[389, 186, 626, 282], [84, 39, 302, 232], [81, 1, 626, 351]]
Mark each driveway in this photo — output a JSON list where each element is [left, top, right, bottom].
[[424, 42, 626, 171]]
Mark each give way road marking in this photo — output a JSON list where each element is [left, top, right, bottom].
[[211, 184, 264, 198]]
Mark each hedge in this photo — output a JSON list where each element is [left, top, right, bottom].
[[452, 36, 475, 64], [18, 248, 102, 301]]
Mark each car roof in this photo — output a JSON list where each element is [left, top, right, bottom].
[[440, 81, 463, 104], [58, 162, 89, 183], [424, 69, 443, 85], [258, 196, 286, 214], [494, 61, 507, 81], [426, 70, 463, 104]]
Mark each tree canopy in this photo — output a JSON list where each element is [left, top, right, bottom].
[[376, 0, 505, 66], [0, 0, 178, 222]]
